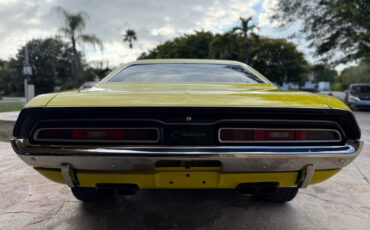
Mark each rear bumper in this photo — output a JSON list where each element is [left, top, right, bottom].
[[351, 100, 370, 110], [35, 167, 341, 189], [12, 138, 362, 172], [355, 100, 370, 106]]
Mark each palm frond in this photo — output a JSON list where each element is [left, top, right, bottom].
[[123, 29, 137, 48], [77, 10, 90, 21], [232, 17, 257, 35], [58, 27, 72, 36], [78, 34, 103, 50], [53, 6, 88, 33], [53, 6, 70, 28], [53, 6, 69, 20], [68, 14, 86, 32], [232, 27, 242, 33]]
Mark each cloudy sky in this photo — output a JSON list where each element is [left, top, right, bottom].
[[1, 0, 346, 71]]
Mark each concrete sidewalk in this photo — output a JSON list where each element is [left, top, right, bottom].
[[0, 111, 19, 122]]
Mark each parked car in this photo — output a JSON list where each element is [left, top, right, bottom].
[[12, 59, 362, 203], [345, 83, 370, 110], [80, 81, 98, 89]]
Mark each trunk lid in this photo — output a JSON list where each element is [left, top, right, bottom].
[[46, 83, 330, 108]]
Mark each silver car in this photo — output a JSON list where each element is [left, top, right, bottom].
[[345, 83, 370, 110]]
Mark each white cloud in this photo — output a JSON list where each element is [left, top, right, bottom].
[[258, 0, 279, 27], [0, 0, 263, 67]]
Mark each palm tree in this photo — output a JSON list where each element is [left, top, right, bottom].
[[54, 6, 102, 79], [123, 29, 137, 48], [232, 17, 257, 64], [209, 33, 239, 59]]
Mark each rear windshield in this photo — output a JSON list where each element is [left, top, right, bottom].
[[351, 85, 370, 94], [107, 63, 265, 84]]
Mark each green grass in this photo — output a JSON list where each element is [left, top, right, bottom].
[[0, 101, 24, 112]]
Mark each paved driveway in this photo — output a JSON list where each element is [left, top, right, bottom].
[[0, 112, 369, 230]]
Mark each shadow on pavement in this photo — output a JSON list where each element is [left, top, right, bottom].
[[50, 190, 297, 230]]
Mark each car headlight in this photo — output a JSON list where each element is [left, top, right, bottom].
[[349, 95, 360, 102]]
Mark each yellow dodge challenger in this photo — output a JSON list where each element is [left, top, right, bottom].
[[12, 59, 362, 202]]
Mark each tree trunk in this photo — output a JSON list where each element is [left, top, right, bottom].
[[71, 36, 80, 79], [242, 31, 249, 64], [243, 36, 248, 64], [51, 56, 57, 79]]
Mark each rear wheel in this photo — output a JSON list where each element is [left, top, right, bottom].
[[252, 187, 298, 202], [71, 187, 114, 202]]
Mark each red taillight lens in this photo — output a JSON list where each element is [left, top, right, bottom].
[[35, 128, 159, 143], [254, 130, 306, 141], [219, 129, 341, 143]]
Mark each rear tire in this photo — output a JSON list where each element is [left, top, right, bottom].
[[71, 187, 114, 202], [252, 187, 298, 202]]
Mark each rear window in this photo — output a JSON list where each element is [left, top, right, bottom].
[[351, 85, 370, 94], [107, 63, 265, 84]]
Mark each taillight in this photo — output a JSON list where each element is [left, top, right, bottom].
[[219, 128, 341, 143], [34, 128, 159, 143]]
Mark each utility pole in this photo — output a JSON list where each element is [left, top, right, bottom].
[[23, 46, 34, 103]]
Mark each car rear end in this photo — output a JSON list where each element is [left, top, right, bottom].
[[12, 106, 362, 202]]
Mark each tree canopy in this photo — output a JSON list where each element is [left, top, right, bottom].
[[340, 62, 370, 88], [271, 0, 370, 65], [250, 38, 308, 85], [0, 37, 112, 96], [139, 31, 214, 59], [310, 64, 337, 83], [139, 31, 308, 85], [5, 38, 75, 95]]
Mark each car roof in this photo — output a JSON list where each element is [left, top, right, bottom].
[[130, 59, 243, 65], [350, 83, 370, 86], [99, 59, 272, 84]]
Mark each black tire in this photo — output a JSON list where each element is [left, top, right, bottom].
[[252, 187, 298, 202], [71, 187, 114, 202]]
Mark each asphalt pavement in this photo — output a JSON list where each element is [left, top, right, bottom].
[[0, 112, 369, 230]]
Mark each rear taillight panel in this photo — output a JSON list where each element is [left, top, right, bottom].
[[34, 128, 160, 143], [218, 128, 341, 143]]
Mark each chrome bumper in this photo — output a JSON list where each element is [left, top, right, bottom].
[[12, 138, 363, 172]]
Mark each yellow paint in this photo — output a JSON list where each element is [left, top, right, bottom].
[[316, 94, 350, 110], [311, 168, 341, 184], [36, 168, 65, 184], [43, 84, 333, 108], [23, 59, 350, 110], [24, 93, 57, 108], [35, 167, 341, 189]]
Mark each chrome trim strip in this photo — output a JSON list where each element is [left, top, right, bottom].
[[33, 127, 160, 143], [12, 139, 363, 172], [218, 128, 342, 143], [32, 118, 343, 126], [13, 138, 356, 155]]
